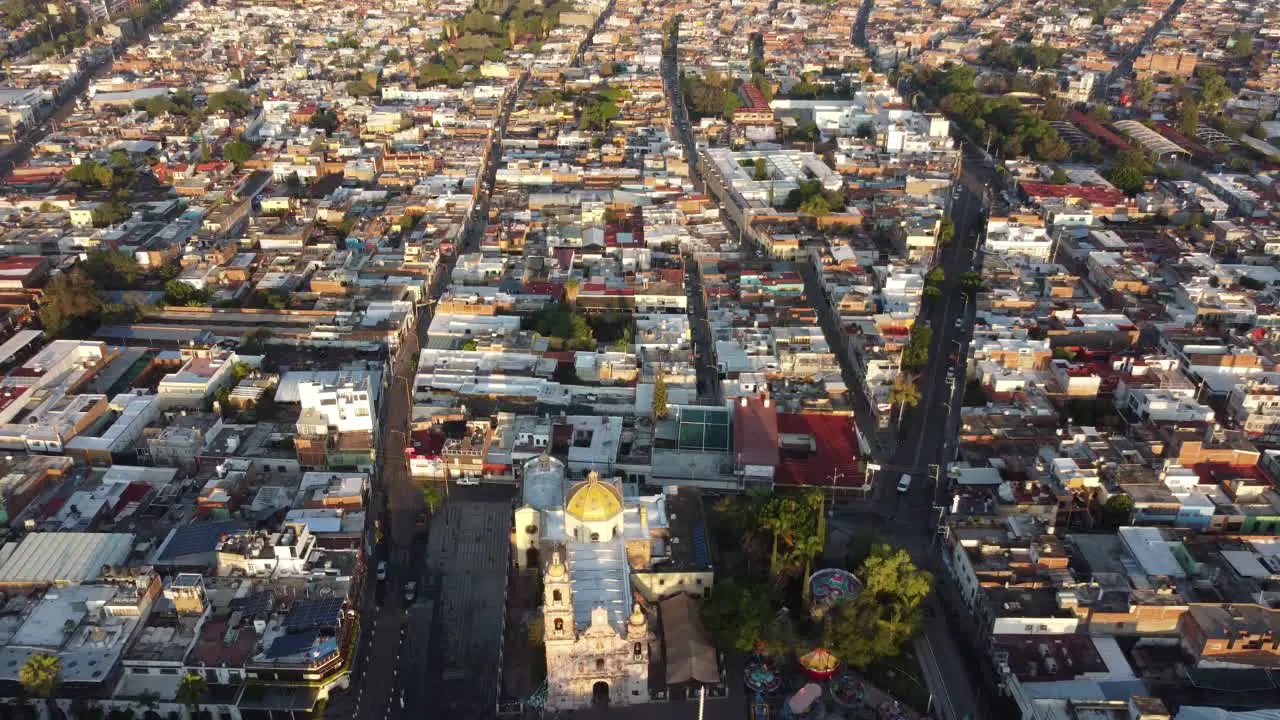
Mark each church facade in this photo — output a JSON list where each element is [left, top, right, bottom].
[[542, 551, 650, 709], [513, 455, 661, 710]]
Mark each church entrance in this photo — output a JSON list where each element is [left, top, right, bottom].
[[591, 681, 610, 709]]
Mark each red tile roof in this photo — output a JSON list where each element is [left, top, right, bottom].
[[1020, 182, 1127, 205], [733, 398, 780, 468], [774, 413, 861, 488]]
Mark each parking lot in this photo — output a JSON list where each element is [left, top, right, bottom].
[[412, 498, 512, 718]]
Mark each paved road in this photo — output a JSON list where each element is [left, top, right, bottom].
[[856, 145, 1008, 720], [342, 61, 523, 720], [345, 5, 610, 717]]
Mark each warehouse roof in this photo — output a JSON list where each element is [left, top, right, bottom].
[[0, 532, 134, 585]]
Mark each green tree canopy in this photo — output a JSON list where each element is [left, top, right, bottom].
[[206, 89, 253, 117], [902, 323, 932, 371], [1102, 493, 1133, 527], [652, 370, 668, 418], [581, 98, 619, 131], [701, 577, 778, 652], [81, 250, 141, 290], [65, 161, 114, 189], [39, 269, 103, 338], [163, 280, 210, 307], [176, 672, 208, 711], [309, 108, 340, 133], [222, 140, 253, 166], [824, 544, 932, 668], [19, 653, 61, 698], [1106, 164, 1146, 196], [91, 201, 131, 228], [346, 79, 376, 97]]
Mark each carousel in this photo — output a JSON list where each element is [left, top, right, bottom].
[[807, 568, 862, 619]]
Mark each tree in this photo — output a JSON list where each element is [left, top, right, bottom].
[[163, 280, 210, 307], [175, 672, 207, 712], [652, 370, 668, 419], [1132, 77, 1155, 105], [421, 485, 442, 514], [1197, 69, 1231, 112], [81, 250, 141, 289], [346, 79, 376, 96], [937, 217, 955, 245], [758, 494, 822, 579], [239, 328, 272, 354], [1087, 104, 1112, 123], [19, 653, 60, 699], [137, 691, 161, 711], [925, 266, 946, 285], [206, 89, 253, 117], [960, 271, 984, 293], [901, 324, 932, 371], [793, 530, 826, 601], [39, 269, 103, 337], [888, 374, 920, 425], [222, 140, 253, 166], [108, 148, 131, 168], [92, 201, 131, 227], [752, 157, 768, 181], [1101, 493, 1133, 527], [791, 122, 821, 143], [825, 544, 932, 668], [1177, 101, 1200, 138], [581, 98, 619, 131], [1050, 168, 1070, 185], [309, 108, 340, 134], [1106, 164, 1146, 196], [65, 160, 114, 189], [1230, 32, 1255, 60], [701, 578, 777, 652]]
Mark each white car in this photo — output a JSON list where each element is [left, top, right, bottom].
[[454, 476, 480, 486], [376, 561, 388, 581], [955, 317, 965, 331], [404, 581, 417, 602], [897, 474, 912, 494]]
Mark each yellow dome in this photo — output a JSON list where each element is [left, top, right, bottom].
[[565, 472, 623, 522]]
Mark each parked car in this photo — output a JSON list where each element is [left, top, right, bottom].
[[376, 561, 387, 581]]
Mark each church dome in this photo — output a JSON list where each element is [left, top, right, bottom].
[[564, 472, 623, 522]]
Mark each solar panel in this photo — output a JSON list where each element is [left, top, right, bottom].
[[691, 525, 710, 567], [157, 520, 250, 562], [228, 590, 274, 617], [283, 597, 345, 631], [265, 629, 320, 659]]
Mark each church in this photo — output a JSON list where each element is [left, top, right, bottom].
[[513, 454, 712, 710]]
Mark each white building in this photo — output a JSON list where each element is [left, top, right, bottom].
[[157, 349, 239, 408], [985, 219, 1053, 259], [513, 457, 658, 710], [296, 378, 376, 435]]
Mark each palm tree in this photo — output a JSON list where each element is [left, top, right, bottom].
[[759, 497, 801, 578], [793, 533, 826, 602], [888, 374, 921, 426], [175, 673, 207, 713], [421, 485, 442, 514], [19, 653, 61, 700]]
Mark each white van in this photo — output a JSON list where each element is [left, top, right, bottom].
[[897, 474, 912, 493]]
